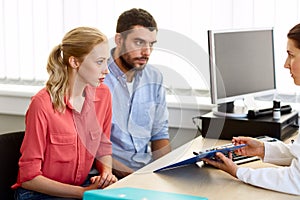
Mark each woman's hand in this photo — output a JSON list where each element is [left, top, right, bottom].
[[202, 152, 238, 177], [81, 172, 117, 197], [90, 171, 118, 189], [232, 136, 265, 159], [92, 155, 118, 189]]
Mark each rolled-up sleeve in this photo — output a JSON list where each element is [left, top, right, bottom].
[[13, 96, 47, 188]]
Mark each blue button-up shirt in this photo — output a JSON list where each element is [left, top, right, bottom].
[[104, 57, 169, 170]]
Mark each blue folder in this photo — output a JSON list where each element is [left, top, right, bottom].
[[83, 187, 208, 200], [154, 144, 246, 172]]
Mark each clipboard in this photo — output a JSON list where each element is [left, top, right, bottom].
[[154, 144, 246, 172]]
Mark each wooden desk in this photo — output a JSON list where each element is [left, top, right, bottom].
[[107, 136, 299, 200]]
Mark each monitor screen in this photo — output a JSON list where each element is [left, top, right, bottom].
[[208, 28, 276, 116]]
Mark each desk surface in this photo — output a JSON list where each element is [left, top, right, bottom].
[[107, 135, 299, 200]]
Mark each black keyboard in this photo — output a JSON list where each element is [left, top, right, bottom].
[[231, 152, 260, 165]]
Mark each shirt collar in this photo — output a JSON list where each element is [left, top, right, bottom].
[[65, 86, 94, 114], [65, 97, 73, 110]]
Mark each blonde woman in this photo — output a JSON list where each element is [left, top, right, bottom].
[[13, 27, 117, 199]]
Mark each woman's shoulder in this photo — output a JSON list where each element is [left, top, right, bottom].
[[25, 88, 55, 117], [32, 88, 50, 100], [30, 88, 52, 107]]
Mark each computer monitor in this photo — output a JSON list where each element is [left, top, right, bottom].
[[208, 28, 276, 117]]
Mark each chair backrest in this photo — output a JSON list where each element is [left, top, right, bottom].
[[0, 131, 24, 200]]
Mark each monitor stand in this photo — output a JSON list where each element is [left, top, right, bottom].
[[212, 101, 248, 118]]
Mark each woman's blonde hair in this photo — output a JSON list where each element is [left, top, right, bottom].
[[46, 27, 107, 112]]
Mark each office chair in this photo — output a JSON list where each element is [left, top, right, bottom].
[[0, 131, 24, 200]]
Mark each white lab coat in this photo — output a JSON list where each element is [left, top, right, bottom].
[[236, 135, 300, 195]]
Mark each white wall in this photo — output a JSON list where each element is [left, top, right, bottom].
[[2, 0, 300, 148], [1, 0, 300, 92]]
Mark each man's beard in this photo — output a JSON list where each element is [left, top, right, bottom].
[[119, 44, 147, 72], [119, 54, 135, 71]]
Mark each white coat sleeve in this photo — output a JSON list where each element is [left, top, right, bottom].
[[263, 140, 293, 166], [236, 136, 300, 195]]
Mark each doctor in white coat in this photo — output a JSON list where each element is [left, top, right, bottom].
[[203, 23, 300, 196]]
